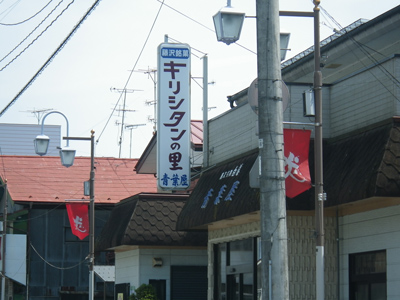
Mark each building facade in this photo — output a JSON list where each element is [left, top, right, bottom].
[[96, 193, 208, 300], [178, 5, 400, 300]]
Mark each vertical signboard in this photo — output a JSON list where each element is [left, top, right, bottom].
[[157, 43, 191, 190]]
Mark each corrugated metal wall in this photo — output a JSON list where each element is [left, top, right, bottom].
[[28, 207, 111, 299], [0, 123, 61, 156]]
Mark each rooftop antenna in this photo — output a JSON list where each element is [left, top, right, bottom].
[[125, 124, 146, 158], [132, 67, 158, 133], [25, 108, 54, 124], [110, 88, 142, 158]]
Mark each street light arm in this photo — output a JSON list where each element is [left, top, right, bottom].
[[41, 111, 71, 147]]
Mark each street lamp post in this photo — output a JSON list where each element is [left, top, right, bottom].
[[280, 4, 325, 299], [213, 0, 324, 299], [63, 132, 95, 300], [34, 115, 96, 300]]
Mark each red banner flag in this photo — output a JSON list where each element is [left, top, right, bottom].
[[66, 203, 89, 240], [284, 129, 312, 198]]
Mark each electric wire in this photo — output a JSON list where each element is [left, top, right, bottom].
[[155, 0, 256, 55], [0, 0, 21, 21], [0, 0, 74, 72], [105, 159, 135, 195], [0, 0, 53, 26], [320, 5, 400, 96], [30, 241, 88, 270], [0, 0, 102, 118], [0, 0, 66, 65], [96, 0, 164, 143]]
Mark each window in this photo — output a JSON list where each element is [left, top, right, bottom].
[[349, 250, 386, 300], [214, 238, 257, 300], [64, 227, 86, 242]]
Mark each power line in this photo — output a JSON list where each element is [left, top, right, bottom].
[[0, 0, 54, 26], [0, 0, 69, 66], [320, 5, 400, 101], [0, 0, 102, 118], [96, 0, 165, 143]]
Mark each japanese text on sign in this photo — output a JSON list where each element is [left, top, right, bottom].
[[201, 163, 243, 208], [157, 43, 191, 190]]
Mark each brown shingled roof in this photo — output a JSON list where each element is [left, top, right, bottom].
[[177, 152, 260, 231], [0, 156, 157, 204], [95, 193, 208, 251], [178, 118, 400, 230]]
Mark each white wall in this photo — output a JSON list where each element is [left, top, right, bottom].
[[284, 84, 331, 138], [207, 84, 331, 167], [330, 58, 399, 137], [115, 248, 208, 299], [208, 103, 258, 166], [115, 250, 140, 289], [339, 205, 400, 300]]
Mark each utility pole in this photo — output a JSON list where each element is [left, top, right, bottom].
[[257, 0, 289, 300]]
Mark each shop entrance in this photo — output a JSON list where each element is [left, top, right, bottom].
[[227, 268, 254, 300], [215, 238, 258, 300]]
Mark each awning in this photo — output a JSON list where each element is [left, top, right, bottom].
[[177, 152, 259, 231]]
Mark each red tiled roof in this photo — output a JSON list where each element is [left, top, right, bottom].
[[0, 155, 157, 204], [190, 120, 203, 146]]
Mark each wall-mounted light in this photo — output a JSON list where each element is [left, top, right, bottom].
[[152, 257, 163, 267]]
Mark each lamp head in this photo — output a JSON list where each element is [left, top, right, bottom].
[[60, 147, 76, 168], [213, 6, 245, 45], [34, 135, 50, 156]]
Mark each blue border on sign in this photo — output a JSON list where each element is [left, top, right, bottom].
[[161, 47, 190, 59]]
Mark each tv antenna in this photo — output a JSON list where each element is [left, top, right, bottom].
[[25, 108, 54, 124], [110, 87, 142, 158], [125, 124, 146, 158], [132, 67, 157, 132]]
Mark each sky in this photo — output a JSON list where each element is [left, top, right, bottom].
[[0, 0, 399, 159]]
